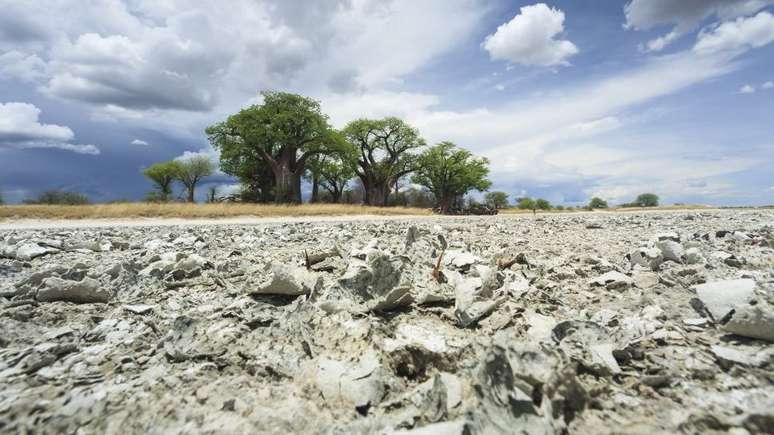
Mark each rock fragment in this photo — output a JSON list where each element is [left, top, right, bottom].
[[692, 279, 756, 323], [724, 305, 774, 342], [251, 263, 322, 296], [36, 277, 110, 303]]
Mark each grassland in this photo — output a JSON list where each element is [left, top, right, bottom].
[[0, 203, 432, 220]]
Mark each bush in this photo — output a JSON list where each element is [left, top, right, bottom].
[[635, 193, 659, 207], [484, 191, 509, 209], [588, 197, 608, 209], [535, 198, 551, 210], [516, 198, 535, 210], [23, 191, 90, 205], [0, 190, 4, 205]]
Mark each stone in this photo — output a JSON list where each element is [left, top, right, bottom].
[[656, 240, 685, 263], [692, 279, 756, 323], [15, 243, 57, 261], [629, 247, 664, 270], [590, 271, 633, 289], [684, 247, 704, 264], [36, 277, 110, 304], [724, 305, 774, 342], [251, 263, 322, 296]]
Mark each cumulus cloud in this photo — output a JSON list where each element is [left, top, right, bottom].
[[482, 3, 578, 67], [693, 11, 774, 54], [0, 51, 46, 83], [625, 0, 773, 51], [763, 81, 774, 89], [130, 139, 149, 146], [0, 102, 99, 154], [739, 84, 756, 93], [3, 0, 484, 116]]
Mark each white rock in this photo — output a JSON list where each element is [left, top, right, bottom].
[[684, 247, 704, 264], [251, 263, 322, 296], [656, 240, 684, 263], [37, 277, 110, 304], [692, 279, 756, 322], [724, 305, 774, 342], [590, 271, 633, 287]]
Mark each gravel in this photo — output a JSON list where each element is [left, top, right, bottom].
[[1, 209, 773, 434]]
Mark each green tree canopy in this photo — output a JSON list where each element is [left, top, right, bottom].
[[343, 117, 425, 206], [635, 193, 659, 207], [484, 191, 509, 209], [206, 120, 274, 202], [535, 198, 552, 210], [517, 197, 535, 210], [588, 197, 608, 209], [207, 91, 344, 204], [411, 141, 491, 214], [174, 155, 215, 203], [143, 161, 181, 202]]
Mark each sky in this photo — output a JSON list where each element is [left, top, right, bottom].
[[1, 0, 773, 206]]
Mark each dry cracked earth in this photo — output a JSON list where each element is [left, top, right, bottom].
[[1, 210, 773, 434]]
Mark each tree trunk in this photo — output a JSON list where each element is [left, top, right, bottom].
[[310, 175, 319, 203], [438, 194, 454, 214], [187, 186, 195, 203], [367, 184, 389, 207], [273, 161, 303, 204]]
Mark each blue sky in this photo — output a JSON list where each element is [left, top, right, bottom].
[[1, 0, 773, 205]]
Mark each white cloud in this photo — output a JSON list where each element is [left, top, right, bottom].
[[131, 139, 149, 146], [5, 0, 484, 117], [739, 84, 756, 93], [482, 3, 578, 67], [0, 102, 73, 142], [694, 11, 774, 54], [0, 102, 99, 154], [625, 0, 773, 51], [763, 81, 774, 89], [0, 51, 46, 82]]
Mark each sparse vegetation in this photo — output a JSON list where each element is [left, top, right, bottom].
[[589, 197, 608, 209], [635, 193, 659, 207], [22, 190, 90, 205], [0, 203, 431, 220], [484, 191, 509, 210]]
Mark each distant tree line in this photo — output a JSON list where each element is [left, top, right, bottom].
[[141, 91, 492, 213]]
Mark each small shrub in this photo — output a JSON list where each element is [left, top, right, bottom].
[[23, 190, 90, 205]]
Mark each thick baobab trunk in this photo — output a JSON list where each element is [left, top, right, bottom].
[[366, 184, 390, 207], [272, 162, 303, 204]]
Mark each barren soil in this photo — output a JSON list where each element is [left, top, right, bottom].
[[1, 210, 773, 434]]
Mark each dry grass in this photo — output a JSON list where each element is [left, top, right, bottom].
[[500, 204, 713, 214], [0, 203, 432, 220]]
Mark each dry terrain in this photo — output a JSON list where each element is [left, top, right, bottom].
[[1, 210, 773, 434]]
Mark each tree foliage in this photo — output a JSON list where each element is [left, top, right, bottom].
[[411, 141, 491, 214], [484, 191, 509, 209], [143, 161, 181, 202], [635, 193, 659, 207], [207, 91, 344, 204], [588, 197, 608, 209], [516, 198, 535, 210], [535, 198, 551, 210], [343, 117, 425, 206], [174, 156, 215, 203]]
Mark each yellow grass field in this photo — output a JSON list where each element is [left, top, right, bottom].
[[0, 203, 432, 220]]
